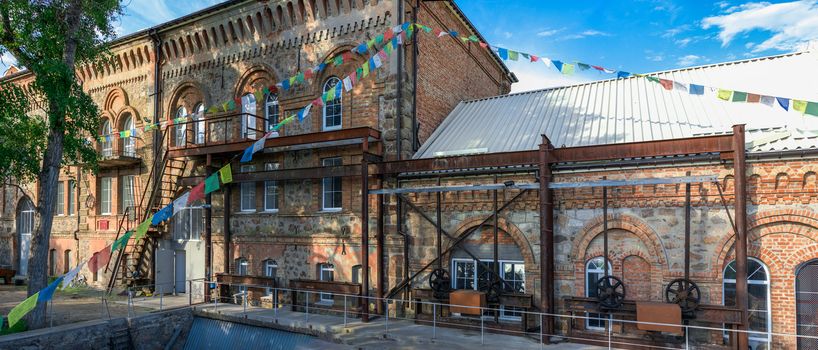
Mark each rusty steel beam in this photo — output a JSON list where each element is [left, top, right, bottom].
[[168, 127, 381, 158], [377, 150, 540, 175], [551, 134, 734, 163], [540, 136, 555, 341], [732, 125, 749, 350], [179, 164, 361, 185]]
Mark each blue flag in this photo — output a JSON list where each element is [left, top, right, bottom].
[[776, 97, 790, 111], [357, 43, 368, 54], [617, 71, 632, 79], [38, 276, 64, 302], [281, 79, 290, 91], [689, 84, 704, 95], [552, 60, 563, 72], [151, 204, 173, 225], [449, 30, 458, 37], [497, 48, 508, 60], [240, 144, 254, 163]]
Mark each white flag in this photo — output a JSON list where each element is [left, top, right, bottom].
[[396, 33, 403, 45], [343, 76, 353, 92], [303, 103, 312, 118], [673, 82, 688, 93], [760, 95, 775, 107], [542, 57, 552, 68], [173, 192, 190, 215], [252, 134, 266, 154], [392, 25, 403, 34], [61, 262, 86, 289], [372, 54, 383, 69]]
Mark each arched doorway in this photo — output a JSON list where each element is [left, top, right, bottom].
[[796, 260, 818, 350], [17, 197, 34, 277]]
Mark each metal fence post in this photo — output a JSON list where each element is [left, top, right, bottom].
[[189, 280, 192, 305], [480, 308, 484, 345], [433, 303, 437, 340], [160, 291, 164, 311], [243, 289, 247, 315], [343, 295, 347, 328], [686, 325, 689, 349], [305, 291, 309, 323], [540, 313, 543, 350], [385, 300, 389, 337], [274, 287, 278, 319], [49, 300, 54, 327], [607, 315, 612, 349]]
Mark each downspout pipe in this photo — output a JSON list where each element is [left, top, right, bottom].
[[395, 0, 405, 161], [148, 29, 162, 288]]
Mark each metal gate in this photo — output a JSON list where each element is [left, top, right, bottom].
[[797, 260, 818, 350]]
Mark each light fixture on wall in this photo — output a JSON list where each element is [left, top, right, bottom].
[[341, 241, 347, 255]]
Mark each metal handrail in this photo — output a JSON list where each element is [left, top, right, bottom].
[[169, 112, 269, 150]]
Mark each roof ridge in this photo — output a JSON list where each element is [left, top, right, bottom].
[[460, 50, 810, 104]]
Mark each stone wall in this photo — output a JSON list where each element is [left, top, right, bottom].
[[0, 307, 194, 350]]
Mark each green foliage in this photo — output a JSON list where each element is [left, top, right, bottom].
[[0, 0, 124, 179], [0, 316, 27, 335], [0, 81, 45, 183]]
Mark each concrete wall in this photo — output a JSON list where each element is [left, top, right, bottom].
[[0, 307, 194, 350]]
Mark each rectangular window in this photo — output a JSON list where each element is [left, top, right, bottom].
[[240, 165, 256, 212], [100, 177, 112, 215], [264, 162, 279, 212], [172, 206, 203, 241], [321, 158, 342, 211], [319, 263, 335, 302], [56, 181, 65, 215], [501, 262, 526, 320], [451, 258, 525, 319], [120, 175, 135, 216], [67, 180, 76, 215], [452, 259, 475, 290]]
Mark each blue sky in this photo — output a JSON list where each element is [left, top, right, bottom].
[[3, 0, 817, 92]]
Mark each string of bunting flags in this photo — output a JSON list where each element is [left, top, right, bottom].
[[3, 21, 415, 328], [10, 21, 818, 327]]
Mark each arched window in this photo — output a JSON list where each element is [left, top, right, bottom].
[[264, 92, 279, 131], [263, 259, 278, 296], [101, 119, 113, 157], [724, 258, 771, 347], [64, 249, 72, 274], [175, 106, 187, 147], [322, 77, 342, 131], [49, 249, 57, 276], [236, 257, 249, 276], [241, 93, 257, 139], [122, 114, 136, 157], [586, 257, 612, 330], [193, 103, 205, 144], [17, 198, 34, 277], [797, 260, 818, 349]]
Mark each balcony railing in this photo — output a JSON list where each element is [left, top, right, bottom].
[[97, 135, 142, 169], [170, 112, 269, 150]]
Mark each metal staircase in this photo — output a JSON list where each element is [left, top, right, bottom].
[[105, 127, 188, 293]]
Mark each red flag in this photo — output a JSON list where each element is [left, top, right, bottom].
[[659, 79, 673, 91], [304, 69, 313, 80], [343, 52, 353, 63], [188, 182, 205, 205], [530, 55, 539, 62], [433, 28, 443, 36], [89, 245, 113, 272], [268, 85, 278, 94], [384, 28, 394, 41], [312, 98, 324, 107], [479, 42, 488, 49], [747, 93, 761, 103]]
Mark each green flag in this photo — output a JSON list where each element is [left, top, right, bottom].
[[732, 91, 747, 102], [133, 217, 152, 241], [805, 101, 818, 117], [508, 51, 518, 61], [111, 230, 134, 252], [7, 292, 39, 327], [562, 63, 575, 75], [219, 164, 233, 184], [205, 173, 220, 194]]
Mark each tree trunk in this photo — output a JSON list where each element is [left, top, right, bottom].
[[25, 0, 83, 330]]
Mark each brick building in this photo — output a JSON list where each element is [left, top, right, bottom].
[[0, 0, 513, 295]]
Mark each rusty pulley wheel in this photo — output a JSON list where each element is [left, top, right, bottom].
[[429, 268, 451, 299], [596, 276, 626, 309], [665, 278, 701, 313]]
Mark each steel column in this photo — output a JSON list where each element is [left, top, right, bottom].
[[602, 178, 609, 277], [205, 166, 213, 302], [361, 139, 370, 323], [732, 125, 749, 350], [539, 136, 555, 341], [223, 184, 231, 274], [377, 175, 385, 316], [436, 178, 442, 270]]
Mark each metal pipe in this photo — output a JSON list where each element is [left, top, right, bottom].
[[361, 139, 370, 323], [602, 177, 609, 277], [223, 184, 231, 274], [436, 179, 442, 270], [540, 136, 555, 341], [376, 176, 385, 316], [205, 166, 213, 302], [395, 0, 404, 160], [684, 172, 691, 282], [732, 125, 749, 350], [411, 0, 420, 151]]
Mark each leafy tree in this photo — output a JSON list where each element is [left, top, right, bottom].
[[0, 0, 122, 329]]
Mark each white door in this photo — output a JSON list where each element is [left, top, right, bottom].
[[175, 250, 186, 294], [17, 199, 34, 277]]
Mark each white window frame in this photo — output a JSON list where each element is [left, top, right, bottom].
[[100, 177, 113, 215], [241, 93, 257, 139], [101, 120, 113, 157], [449, 258, 525, 321], [67, 180, 76, 216], [264, 162, 279, 212], [264, 93, 279, 132], [240, 165, 256, 212], [723, 257, 771, 347], [194, 103, 206, 144], [585, 257, 612, 331], [120, 175, 135, 215], [235, 258, 249, 295], [122, 115, 136, 157], [172, 206, 203, 241], [500, 261, 526, 321], [321, 157, 342, 211], [56, 181, 65, 216], [175, 106, 188, 147], [322, 77, 342, 131], [264, 259, 278, 296], [318, 263, 335, 302]]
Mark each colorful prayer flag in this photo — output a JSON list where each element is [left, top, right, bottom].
[[188, 182, 205, 205], [530, 55, 539, 62], [7, 292, 39, 327], [806, 102, 818, 117], [659, 79, 673, 91], [746, 94, 761, 103], [508, 51, 519, 61], [38, 277, 64, 303], [793, 99, 807, 113], [152, 204, 173, 225], [61, 262, 85, 289], [576, 63, 590, 71], [732, 91, 748, 102], [111, 230, 133, 252], [688, 84, 704, 95], [776, 97, 790, 111], [717, 89, 733, 101], [173, 192, 190, 215], [133, 217, 151, 241], [617, 71, 632, 79], [497, 48, 508, 60], [240, 144, 255, 163], [343, 76, 353, 92], [219, 164, 233, 184], [552, 60, 563, 72], [673, 82, 688, 93], [760, 95, 775, 107], [205, 174, 220, 194], [561, 63, 575, 75]]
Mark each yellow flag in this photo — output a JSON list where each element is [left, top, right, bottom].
[[219, 164, 233, 184], [717, 89, 733, 101], [793, 100, 807, 113]]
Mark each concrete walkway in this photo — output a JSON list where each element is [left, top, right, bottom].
[[193, 303, 604, 350]]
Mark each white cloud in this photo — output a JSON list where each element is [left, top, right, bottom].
[[702, 0, 818, 52], [675, 38, 693, 47], [561, 29, 611, 40], [677, 54, 703, 66], [536, 28, 564, 37], [647, 55, 664, 62], [507, 60, 590, 93], [662, 24, 691, 38]]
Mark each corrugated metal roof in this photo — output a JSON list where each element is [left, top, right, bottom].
[[183, 317, 339, 350], [415, 50, 818, 159]]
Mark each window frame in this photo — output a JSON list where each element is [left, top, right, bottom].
[[120, 175, 135, 216], [193, 103, 206, 144], [172, 205, 204, 241], [318, 263, 335, 302], [122, 115, 136, 157], [101, 119, 113, 157], [263, 162, 280, 212], [723, 257, 771, 345], [585, 257, 612, 331], [263, 259, 278, 296], [100, 177, 113, 215], [175, 106, 188, 147], [449, 258, 525, 321], [240, 165, 256, 212], [241, 93, 257, 139], [264, 93, 279, 132], [322, 77, 343, 131], [67, 180, 76, 216], [321, 157, 342, 211], [56, 181, 65, 216]]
